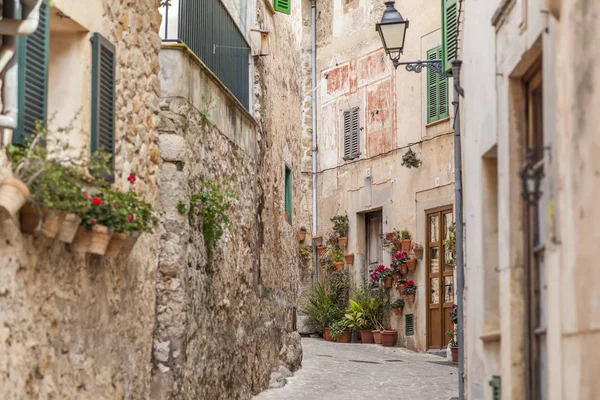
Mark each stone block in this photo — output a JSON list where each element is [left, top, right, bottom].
[[159, 134, 186, 162]]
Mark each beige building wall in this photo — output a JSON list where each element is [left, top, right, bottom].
[[316, 0, 455, 352], [463, 0, 600, 398]]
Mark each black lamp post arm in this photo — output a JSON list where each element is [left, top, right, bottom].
[[391, 57, 449, 78]]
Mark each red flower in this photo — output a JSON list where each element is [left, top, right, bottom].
[[92, 197, 103, 205], [406, 280, 415, 286], [127, 175, 136, 184], [90, 218, 97, 226], [127, 215, 133, 222], [394, 251, 408, 259], [84, 193, 90, 200]]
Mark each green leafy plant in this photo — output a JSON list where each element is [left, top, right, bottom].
[[344, 299, 368, 330], [447, 330, 458, 347], [178, 179, 238, 259], [108, 181, 158, 235], [329, 269, 350, 310], [329, 318, 350, 340], [400, 229, 411, 240], [298, 244, 312, 265], [351, 280, 390, 330], [391, 298, 405, 309], [401, 148, 422, 168], [301, 281, 342, 334], [330, 214, 349, 237], [331, 246, 344, 263], [300, 226, 308, 232]]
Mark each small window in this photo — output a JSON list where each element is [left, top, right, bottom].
[[343, 107, 360, 160], [405, 314, 414, 336], [427, 46, 449, 124], [14, 1, 50, 144], [274, 0, 291, 14], [284, 164, 292, 223], [91, 33, 116, 178]]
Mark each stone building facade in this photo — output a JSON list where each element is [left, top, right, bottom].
[[314, 0, 455, 352], [462, 0, 600, 398], [0, 0, 162, 398]]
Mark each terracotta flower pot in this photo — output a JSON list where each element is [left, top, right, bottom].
[[20, 205, 65, 238], [120, 231, 141, 257], [401, 239, 412, 251], [0, 177, 30, 221], [405, 292, 416, 303], [317, 245, 326, 257], [381, 330, 398, 347], [334, 261, 344, 271], [406, 258, 417, 271], [400, 264, 408, 275], [70, 226, 93, 253], [298, 231, 307, 242], [344, 253, 354, 265], [56, 213, 82, 243], [105, 232, 127, 257], [384, 276, 393, 289], [450, 346, 458, 362], [336, 331, 351, 343], [88, 225, 112, 256], [312, 235, 323, 246], [372, 330, 382, 344], [360, 330, 374, 343], [328, 236, 338, 245], [323, 328, 333, 341], [397, 284, 406, 296], [413, 247, 424, 260], [338, 236, 348, 248], [385, 232, 394, 241], [392, 306, 403, 316]]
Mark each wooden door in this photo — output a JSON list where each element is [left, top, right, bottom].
[[426, 207, 455, 349], [366, 212, 383, 279]]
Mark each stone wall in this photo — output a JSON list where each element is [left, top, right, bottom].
[[0, 1, 162, 399]]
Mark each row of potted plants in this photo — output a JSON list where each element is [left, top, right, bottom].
[[0, 125, 157, 256]]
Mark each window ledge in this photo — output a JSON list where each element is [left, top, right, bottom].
[[425, 116, 451, 129], [480, 330, 502, 342]]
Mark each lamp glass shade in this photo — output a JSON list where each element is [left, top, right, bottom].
[[377, 21, 408, 54]]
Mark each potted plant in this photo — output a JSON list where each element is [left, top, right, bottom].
[[323, 327, 333, 341], [312, 235, 323, 246], [344, 253, 354, 265], [403, 280, 417, 303], [445, 223, 456, 268], [406, 257, 417, 271], [380, 266, 394, 289], [400, 229, 411, 251], [396, 277, 408, 296], [372, 328, 383, 344], [392, 250, 409, 274], [381, 329, 398, 347], [327, 232, 338, 246], [331, 214, 349, 247], [412, 241, 424, 260], [391, 298, 405, 316], [329, 318, 351, 343], [317, 244, 327, 256], [385, 232, 394, 241], [345, 300, 371, 343], [298, 226, 308, 242], [447, 330, 458, 362], [332, 247, 345, 271]]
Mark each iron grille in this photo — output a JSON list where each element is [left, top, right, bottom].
[[160, 0, 251, 110]]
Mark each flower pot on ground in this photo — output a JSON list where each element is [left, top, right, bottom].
[[447, 330, 458, 362], [329, 319, 351, 343], [406, 258, 417, 271], [450, 346, 458, 362], [336, 331, 351, 343], [105, 232, 127, 257], [88, 225, 112, 255], [360, 330, 374, 343], [384, 276, 393, 289], [0, 177, 30, 221], [338, 236, 348, 248], [344, 253, 354, 265], [334, 261, 344, 271], [56, 213, 82, 243], [323, 328, 333, 342], [372, 330, 382, 344], [381, 330, 398, 347]]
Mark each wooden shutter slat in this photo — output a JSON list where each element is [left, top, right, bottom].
[[442, 0, 459, 74], [343, 107, 360, 160], [274, 0, 291, 14]]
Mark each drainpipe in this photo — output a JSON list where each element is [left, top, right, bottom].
[[0, 0, 43, 131], [311, 0, 318, 281], [452, 59, 465, 400]]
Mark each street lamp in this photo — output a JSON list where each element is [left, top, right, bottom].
[[376, 0, 447, 77], [520, 150, 544, 204]]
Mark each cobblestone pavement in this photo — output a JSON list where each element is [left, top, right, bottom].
[[255, 337, 458, 400]]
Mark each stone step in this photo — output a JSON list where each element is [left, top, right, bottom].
[[427, 348, 448, 358]]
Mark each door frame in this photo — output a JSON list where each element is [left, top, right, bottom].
[[425, 204, 454, 350]]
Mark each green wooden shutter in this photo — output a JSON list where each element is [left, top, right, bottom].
[[490, 376, 501, 400], [274, 0, 291, 14], [14, 1, 50, 145], [442, 0, 458, 74], [405, 314, 414, 336], [427, 46, 449, 124], [91, 33, 116, 177], [285, 165, 292, 223]]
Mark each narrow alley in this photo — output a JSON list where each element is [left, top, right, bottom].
[[255, 338, 458, 400]]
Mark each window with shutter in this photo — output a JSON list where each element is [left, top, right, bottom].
[[91, 33, 116, 177], [14, 1, 50, 145], [405, 314, 414, 336], [427, 46, 449, 124], [274, 0, 291, 14], [284, 164, 292, 224], [442, 0, 458, 74], [343, 107, 360, 160]]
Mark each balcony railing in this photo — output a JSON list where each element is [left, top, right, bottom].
[[159, 0, 251, 110]]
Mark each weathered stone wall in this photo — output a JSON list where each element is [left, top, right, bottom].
[[153, 44, 304, 399], [0, 1, 162, 399]]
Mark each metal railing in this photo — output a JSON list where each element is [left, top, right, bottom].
[[159, 0, 251, 110]]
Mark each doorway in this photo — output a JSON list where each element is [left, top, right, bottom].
[[365, 211, 383, 280], [426, 206, 454, 350]]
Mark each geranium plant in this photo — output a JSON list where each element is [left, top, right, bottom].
[[392, 251, 409, 268], [403, 280, 416, 295], [391, 298, 405, 309]]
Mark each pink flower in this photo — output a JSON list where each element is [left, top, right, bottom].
[[127, 175, 136, 184], [92, 197, 103, 205], [127, 215, 134, 222], [84, 193, 90, 200], [90, 218, 97, 226]]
